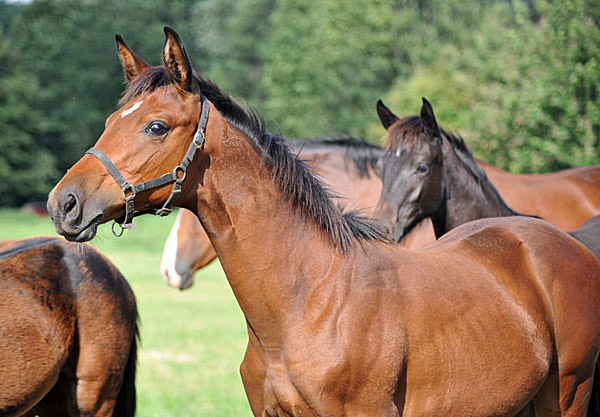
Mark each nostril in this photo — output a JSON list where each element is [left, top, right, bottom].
[[60, 191, 82, 223], [63, 193, 77, 214]]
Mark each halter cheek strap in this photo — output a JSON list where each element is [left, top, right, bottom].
[[86, 94, 209, 236]]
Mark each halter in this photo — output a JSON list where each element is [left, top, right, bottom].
[[86, 94, 209, 237]]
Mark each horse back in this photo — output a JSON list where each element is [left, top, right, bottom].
[[480, 162, 600, 229], [431, 216, 600, 342]]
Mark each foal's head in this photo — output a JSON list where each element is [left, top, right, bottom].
[[47, 28, 207, 241], [373, 98, 445, 242]]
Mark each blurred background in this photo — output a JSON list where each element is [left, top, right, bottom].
[[0, 0, 599, 209]]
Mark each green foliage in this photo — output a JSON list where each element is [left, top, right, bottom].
[[0, 35, 57, 206], [0, 0, 23, 36], [193, 0, 276, 103], [259, 0, 402, 138], [0, 0, 598, 205], [379, 0, 600, 172]]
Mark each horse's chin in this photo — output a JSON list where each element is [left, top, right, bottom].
[[60, 214, 103, 242]]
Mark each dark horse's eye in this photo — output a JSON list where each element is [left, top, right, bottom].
[[145, 121, 169, 137], [416, 163, 429, 174]]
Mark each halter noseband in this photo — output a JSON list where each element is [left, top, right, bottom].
[[86, 94, 209, 237]]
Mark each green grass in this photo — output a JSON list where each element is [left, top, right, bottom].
[[0, 209, 252, 416]]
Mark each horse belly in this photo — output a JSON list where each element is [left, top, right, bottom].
[[404, 336, 550, 416]]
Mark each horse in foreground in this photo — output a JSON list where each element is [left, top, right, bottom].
[[47, 28, 600, 416], [0, 236, 137, 417]]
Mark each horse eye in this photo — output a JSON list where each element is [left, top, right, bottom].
[[145, 121, 169, 137], [416, 163, 429, 174]]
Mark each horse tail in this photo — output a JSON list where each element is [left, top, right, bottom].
[[588, 355, 600, 417], [114, 320, 139, 417]]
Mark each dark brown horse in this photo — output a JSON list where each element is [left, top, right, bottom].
[[47, 28, 600, 416], [373, 98, 600, 257], [374, 98, 600, 238], [0, 236, 137, 417]]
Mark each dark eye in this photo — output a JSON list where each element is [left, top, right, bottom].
[[416, 163, 429, 174], [145, 121, 169, 137]]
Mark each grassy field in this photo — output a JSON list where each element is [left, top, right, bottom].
[[0, 209, 252, 416]]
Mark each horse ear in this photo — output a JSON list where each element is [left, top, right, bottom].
[[115, 34, 150, 82], [376, 99, 399, 130], [162, 26, 198, 94], [420, 97, 441, 139]]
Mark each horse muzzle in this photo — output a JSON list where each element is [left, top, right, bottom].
[[47, 185, 104, 242]]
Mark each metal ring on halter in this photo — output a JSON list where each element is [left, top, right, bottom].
[[112, 220, 126, 237], [193, 130, 205, 148]]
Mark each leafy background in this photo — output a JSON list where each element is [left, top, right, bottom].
[[1, 0, 599, 207]]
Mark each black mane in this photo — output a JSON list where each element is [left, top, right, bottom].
[[442, 131, 521, 216], [289, 135, 383, 179], [121, 67, 387, 251]]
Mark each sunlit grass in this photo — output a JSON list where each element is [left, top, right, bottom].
[[0, 209, 252, 416]]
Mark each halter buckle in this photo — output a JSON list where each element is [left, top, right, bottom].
[[193, 130, 205, 149]]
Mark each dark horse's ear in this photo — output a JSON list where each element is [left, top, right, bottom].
[[115, 34, 150, 82], [162, 26, 198, 94], [376, 99, 399, 130], [420, 97, 441, 140]]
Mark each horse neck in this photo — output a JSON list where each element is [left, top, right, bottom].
[[438, 140, 515, 235], [187, 118, 340, 342]]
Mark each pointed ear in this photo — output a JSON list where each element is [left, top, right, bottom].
[[420, 97, 441, 139], [376, 99, 399, 130], [115, 34, 150, 82], [162, 26, 197, 94]]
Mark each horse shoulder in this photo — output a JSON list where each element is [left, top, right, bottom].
[[257, 245, 407, 415]]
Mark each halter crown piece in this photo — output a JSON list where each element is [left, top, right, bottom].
[[86, 94, 209, 237]]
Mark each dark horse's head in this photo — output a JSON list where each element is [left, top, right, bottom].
[[373, 98, 445, 242]]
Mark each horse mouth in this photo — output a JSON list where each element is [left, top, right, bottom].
[[62, 214, 103, 242]]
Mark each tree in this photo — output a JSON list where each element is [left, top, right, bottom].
[[259, 0, 402, 139], [378, 0, 600, 172], [192, 0, 276, 104], [0, 35, 56, 206]]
